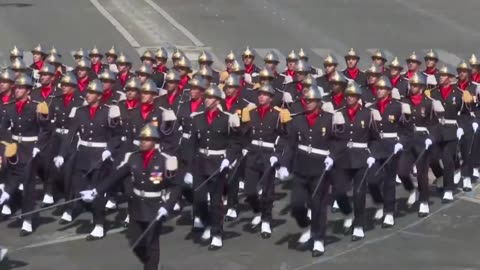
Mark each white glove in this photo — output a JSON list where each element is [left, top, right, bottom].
[[242, 149, 249, 157], [79, 189, 97, 203], [425, 138, 432, 150], [324, 156, 334, 171], [367, 157, 375, 168], [473, 122, 479, 133], [283, 75, 293, 84], [0, 191, 10, 204], [220, 159, 230, 172], [32, 147, 40, 158], [184, 173, 193, 186], [394, 143, 403, 154], [269, 156, 278, 167], [457, 128, 464, 140], [282, 92, 293, 103], [276, 166, 289, 181], [156, 207, 168, 221], [102, 150, 112, 161], [54, 156, 64, 168]]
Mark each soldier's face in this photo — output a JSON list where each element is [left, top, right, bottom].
[[138, 74, 149, 84], [265, 61, 277, 71], [439, 75, 450, 85], [102, 81, 113, 90], [173, 59, 180, 67], [458, 70, 469, 81], [258, 93, 272, 106], [15, 86, 29, 100], [304, 99, 319, 112], [33, 52, 42, 63], [190, 87, 202, 100], [0, 81, 12, 93], [407, 61, 419, 71], [243, 56, 254, 66], [165, 81, 178, 92], [140, 139, 155, 151], [346, 57, 358, 69], [156, 58, 166, 66], [296, 72, 306, 82], [410, 84, 422, 95], [260, 78, 271, 85], [346, 95, 359, 106], [224, 86, 237, 97], [376, 88, 389, 99], [106, 56, 116, 64], [61, 84, 75, 95], [40, 74, 53, 85], [117, 63, 128, 73], [287, 60, 296, 71], [178, 67, 188, 77], [126, 89, 138, 100], [86, 92, 100, 104], [225, 60, 234, 70], [473, 66, 480, 73], [324, 64, 336, 74], [390, 68, 401, 77], [141, 92, 154, 104], [199, 62, 209, 69], [368, 75, 379, 85], [91, 55, 101, 64], [204, 96, 218, 109], [331, 82, 344, 93], [142, 59, 153, 66], [77, 68, 88, 79], [425, 58, 437, 68], [372, 57, 384, 66]]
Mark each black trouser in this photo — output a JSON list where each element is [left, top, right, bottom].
[[368, 155, 400, 214], [226, 158, 245, 210], [291, 172, 330, 241], [128, 220, 161, 270], [429, 144, 444, 178], [22, 155, 52, 220], [193, 171, 226, 236], [439, 140, 458, 191], [460, 128, 474, 178], [398, 145, 430, 202], [330, 166, 368, 228], [244, 153, 275, 222]]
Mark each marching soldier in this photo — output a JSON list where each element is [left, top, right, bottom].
[[283, 50, 298, 83], [362, 64, 383, 104], [251, 67, 284, 107], [105, 46, 119, 73], [240, 84, 290, 239], [31, 64, 59, 104], [286, 75, 323, 114], [116, 53, 135, 89], [171, 48, 185, 69], [155, 70, 184, 112], [195, 66, 215, 87], [9, 46, 23, 63], [322, 70, 348, 110], [470, 54, 480, 83], [343, 48, 367, 85], [136, 64, 154, 85], [298, 48, 320, 76], [284, 60, 311, 103], [371, 49, 389, 75], [0, 69, 15, 109], [198, 51, 220, 85], [366, 76, 411, 228], [30, 44, 47, 71], [262, 51, 287, 89], [75, 57, 96, 95], [152, 47, 169, 88], [242, 47, 261, 76], [10, 58, 31, 80], [73, 49, 89, 65], [398, 72, 442, 217], [404, 51, 422, 79], [140, 50, 156, 67], [99, 69, 124, 105], [388, 57, 409, 98], [423, 49, 440, 88], [79, 123, 180, 270], [175, 56, 192, 93], [53, 79, 121, 240], [89, 46, 109, 76], [316, 54, 339, 93], [46, 53, 69, 85], [219, 50, 237, 83]]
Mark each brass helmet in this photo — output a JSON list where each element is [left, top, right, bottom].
[[136, 64, 153, 76], [0, 68, 15, 83], [231, 59, 245, 74], [302, 74, 318, 87], [365, 63, 382, 76], [242, 46, 255, 58], [424, 49, 439, 61], [406, 51, 421, 64], [38, 63, 56, 76], [165, 70, 180, 82], [258, 67, 274, 79], [140, 50, 155, 62], [139, 123, 161, 140], [198, 51, 214, 64], [189, 77, 208, 90], [375, 76, 393, 90], [46, 53, 62, 65], [73, 48, 88, 59], [224, 74, 241, 87], [296, 60, 310, 73], [10, 46, 24, 58], [60, 71, 78, 86], [286, 50, 299, 61], [171, 48, 185, 61], [438, 65, 455, 77], [264, 51, 280, 64], [76, 57, 92, 69], [205, 84, 225, 100], [298, 48, 309, 61], [409, 72, 427, 85], [457, 60, 470, 71], [470, 54, 480, 67], [345, 48, 360, 60], [86, 79, 104, 94], [125, 77, 142, 90], [89, 46, 103, 58], [197, 65, 213, 78], [49, 46, 61, 58], [117, 53, 132, 65], [105, 46, 118, 58], [225, 50, 236, 62], [15, 74, 33, 88], [10, 58, 27, 71], [323, 54, 338, 66], [99, 69, 116, 82], [388, 56, 403, 70], [31, 44, 46, 56], [257, 83, 276, 96], [155, 47, 168, 60], [329, 70, 348, 84], [371, 49, 387, 62], [303, 85, 323, 100], [345, 81, 363, 96], [140, 79, 158, 94], [176, 56, 192, 70]]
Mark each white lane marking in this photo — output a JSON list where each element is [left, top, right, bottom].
[[89, 0, 141, 48], [144, 0, 205, 47], [436, 49, 463, 67]]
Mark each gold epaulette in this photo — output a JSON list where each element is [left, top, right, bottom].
[[241, 105, 257, 122], [274, 106, 292, 123]]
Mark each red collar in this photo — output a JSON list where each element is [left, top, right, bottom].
[[472, 72, 480, 83], [89, 105, 98, 120], [157, 64, 167, 73], [54, 70, 63, 80], [440, 84, 453, 100], [63, 93, 74, 107], [168, 91, 178, 106], [1, 92, 12, 104], [34, 60, 44, 70], [206, 109, 219, 125], [347, 67, 360, 79], [305, 109, 320, 128], [126, 99, 139, 109], [425, 67, 437, 75], [179, 75, 189, 92], [225, 94, 238, 111], [286, 69, 295, 77], [370, 85, 377, 96], [391, 75, 401, 87], [333, 92, 344, 107], [410, 93, 422, 106], [258, 105, 270, 119], [78, 77, 89, 92], [378, 97, 391, 114], [119, 72, 129, 87], [406, 70, 416, 79], [296, 82, 303, 92], [190, 98, 202, 113], [41, 85, 53, 100], [141, 102, 154, 120], [347, 104, 360, 121], [102, 88, 113, 103], [143, 149, 156, 168], [15, 99, 28, 115], [92, 63, 103, 74], [458, 80, 469, 90], [245, 64, 254, 74]]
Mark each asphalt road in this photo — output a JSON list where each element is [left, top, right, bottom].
[[2, 0, 480, 269]]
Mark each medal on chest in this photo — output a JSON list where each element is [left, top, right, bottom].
[[420, 107, 426, 117], [388, 115, 395, 123], [322, 127, 326, 136], [360, 120, 365, 129], [150, 170, 163, 184], [452, 97, 456, 105]]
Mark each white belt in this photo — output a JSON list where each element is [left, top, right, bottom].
[[346, 142, 368, 148], [415, 126, 429, 133], [298, 145, 330, 156], [380, 132, 398, 139], [133, 188, 162, 198], [78, 139, 107, 148], [251, 140, 275, 149], [133, 140, 160, 149], [441, 119, 457, 125], [11, 135, 38, 142], [199, 148, 226, 156], [182, 133, 191, 139], [55, 128, 69, 135]]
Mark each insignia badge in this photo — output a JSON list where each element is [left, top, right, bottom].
[[361, 120, 365, 128], [149, 171, 163, 184], [389, 115, 395, 123], [154, 166, 159, 170], [322, 127, 326, 136], [420, 107, 426, 117], [452, 97, 456, 105]]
